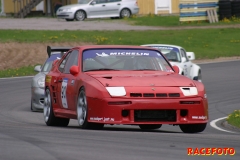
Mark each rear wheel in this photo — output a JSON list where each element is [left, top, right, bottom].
[[120, 8, 131, 18], [75, 10, 86, 21], [44, 88, 70, 126], [179, 123, 207, 133], [77, 87, 104, 129], [139, 124, 162, 130]]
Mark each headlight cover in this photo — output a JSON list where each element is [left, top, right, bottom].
[[37, 77, 45, 88], [106, 87, 126, 97], [180, 87, 198, 96]]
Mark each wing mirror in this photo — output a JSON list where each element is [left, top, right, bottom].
[[91, 1, 96, 5], [70, 65, 79, 76], [34, 65, 41, 72], [186, 52, 195, 61], [172, 65, 179, 74], [181, 57, 187, 63]]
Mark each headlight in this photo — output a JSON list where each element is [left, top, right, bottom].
[[37, 77, 45, 88], [106, 87, 126, 96], [61, 8, 72, 12], [180, 87, 198, 96]]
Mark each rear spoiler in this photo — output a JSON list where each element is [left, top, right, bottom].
[[47, 46, 72, 57]]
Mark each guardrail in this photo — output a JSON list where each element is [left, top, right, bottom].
[[179, 0, 219, 22]]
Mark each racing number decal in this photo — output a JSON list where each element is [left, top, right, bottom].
[[61, 78, 68, 108]]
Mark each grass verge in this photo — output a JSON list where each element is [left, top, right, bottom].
[[0, 66, 36, 78], [1, 28, 240, 59], [227, 110, 240, 128], [124, 15, 240, 27]]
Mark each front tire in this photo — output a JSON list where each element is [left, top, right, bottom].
[[75, 10, 86, 21], [179, 123, 207, 133], [44, 88, 69, 126], [77, 87, 104, 129], [120, 8, 131, 18], [139, 124, 162, 130], [193, 70, 202, 82]]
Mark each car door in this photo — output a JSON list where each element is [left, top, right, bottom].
[[88, 0, 108, 18], [180, 48, 192, 78], [57, 50, 79, 111], [105, 0, 122, 17]]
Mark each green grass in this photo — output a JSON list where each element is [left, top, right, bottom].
[[1, 28, 240, 59], [124, 15, 240, 27], [227, 110, 240, 128], [0, 66, 36, 78]]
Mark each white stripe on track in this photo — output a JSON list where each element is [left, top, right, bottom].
[[210, 117, 236, 133]]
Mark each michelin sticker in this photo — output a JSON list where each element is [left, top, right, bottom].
[[61, 78, 68, 108]]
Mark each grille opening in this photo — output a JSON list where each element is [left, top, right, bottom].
[[156, 93, 167, 97], [169, 93, 180, 97], [130, 93, 142, 97], [122, 110, 129, 117], [180, 101, 201, 104], [134, 110, 176, 122], [103, 77, 112, 79], [108, 101, 132, 105], [143, 93, 155, 97], [39, 98, 44, 105], [180, 110, 188, 117]]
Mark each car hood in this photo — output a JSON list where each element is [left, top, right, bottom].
[[86, 71, 195, 87]]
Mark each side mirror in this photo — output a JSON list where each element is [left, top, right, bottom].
[[172, 65, 179, 74], [70, 65, 79, 76], [181, 57, 187, 63], [91, 1, 96, 5], [186, 52, 195, 61], [34, 65, 41, 72]]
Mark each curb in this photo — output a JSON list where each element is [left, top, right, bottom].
[[221, 120, 240, 133]]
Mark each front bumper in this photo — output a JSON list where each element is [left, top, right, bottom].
[[31, 87, 45, 110], [87, 97, 208, 125], [56, 12, 75, 19]]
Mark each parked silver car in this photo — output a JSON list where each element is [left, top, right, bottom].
[[31, 46, 71, 112], [56, 0, 139, 21]]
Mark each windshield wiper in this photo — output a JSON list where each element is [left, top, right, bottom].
[[84, 68, 120, 72]]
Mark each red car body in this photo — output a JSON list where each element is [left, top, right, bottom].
[[44, 45, 208, 133]]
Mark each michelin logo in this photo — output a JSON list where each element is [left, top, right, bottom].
[[96, 52, 109, 57]]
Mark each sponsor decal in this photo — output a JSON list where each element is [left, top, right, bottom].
[[45, 75, 51, 83], [187, 148, 236, 156], [61, 78, 68, 108], [90, 117, 115, 122], [192, 116, 207, 120]]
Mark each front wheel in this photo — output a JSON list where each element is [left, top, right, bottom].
[[139, 124, 162, 130], [75, 10, 86, 21], [120, 8, 131, 18], [77, 87, 104, 129], [179, 123, 207, 133], [193, 70, 202, 82], [44, 88, 69, 126]]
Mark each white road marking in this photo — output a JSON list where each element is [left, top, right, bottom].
[[210, 117, 236, 133], [0, 76, 34, 80]]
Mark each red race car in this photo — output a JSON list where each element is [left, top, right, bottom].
[[44, 45, 208, 133]]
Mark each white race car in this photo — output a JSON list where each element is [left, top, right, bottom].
[[142, 44, 202, 82]]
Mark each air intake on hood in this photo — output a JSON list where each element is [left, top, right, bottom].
[[130, 93, 142, 97]]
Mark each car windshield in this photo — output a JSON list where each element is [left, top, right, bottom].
[[147, 46, 181, 62], [41, 53, 61, 72], [82, 49, 173, 72], [78, 0, 92, 4]]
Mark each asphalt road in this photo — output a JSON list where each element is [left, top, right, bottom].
[[0, 61, 240, 160]]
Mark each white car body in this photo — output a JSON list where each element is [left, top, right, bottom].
[[56, 0, 139, 21], [142, 44, 202, 82]]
